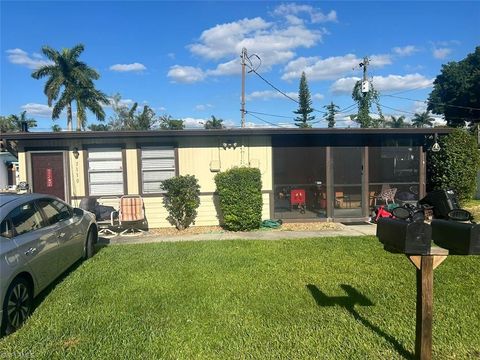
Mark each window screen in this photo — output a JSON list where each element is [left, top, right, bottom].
[[88, 148, 124, 196], [141, 147, 175, 194]]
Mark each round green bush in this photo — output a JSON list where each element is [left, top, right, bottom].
[[161, 175, 200, 230]]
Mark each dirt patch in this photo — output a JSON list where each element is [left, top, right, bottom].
[[146, 222, 342, 237]]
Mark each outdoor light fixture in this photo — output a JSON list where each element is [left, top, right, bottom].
[[73, 147, 80, 159], [222, 140, 237, 150], [431, 133, 441, 152]]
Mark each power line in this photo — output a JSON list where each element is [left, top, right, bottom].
[[378, 103, 417, 115], [248, 67, 328, 116], [382, 94, 480, 112], [246, 112, 285, 128], [249, 69, 299, 104], [245, 110, 293, 119]]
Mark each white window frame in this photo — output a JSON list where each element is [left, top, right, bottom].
[[141, 146, 176, 194], [87, 147, 124, 196]]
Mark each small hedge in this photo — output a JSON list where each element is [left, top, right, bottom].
[[215, 167, 263, 231], [161, 175, 200, 230], [427, 128, 480, 203]]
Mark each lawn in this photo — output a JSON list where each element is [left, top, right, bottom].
[[1, 237, 479, 359]]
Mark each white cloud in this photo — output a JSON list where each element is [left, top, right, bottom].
[[187, 16, 323, 69], [195, 104, 213, 111], [21, 103, 53, 117], [206, 59, 241, 76], [392, 45, 419, 56], [331, 74, 434, 93], [109, 63, 146, 72], [272, 3, 337, 24], [433, 47, 452, 59], [104, 97, 135, 109], [6, 48, 53, 69], [245, 89, 323, 102], [246, 90, 297, 101], [167, 65, 206, 83], [282, 53, 391, 81], [182, 117, 207, 128]]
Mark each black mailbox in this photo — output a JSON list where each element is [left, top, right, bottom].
[[376, 218, 432, 255], [431, 220, 480, 255]]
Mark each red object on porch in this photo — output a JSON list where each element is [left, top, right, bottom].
[[290, 189, 306, 213]]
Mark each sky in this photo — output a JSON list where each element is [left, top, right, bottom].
[[1, 1, 479, 130]]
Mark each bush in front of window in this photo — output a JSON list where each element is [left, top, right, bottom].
[[215, 167, 263, 231], [427, 128, 480, 203], [161, 175, 200, 230]]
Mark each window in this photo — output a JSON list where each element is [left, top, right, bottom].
[[37, 199, 72, 225], [10, 202, 44, 236], [0, 219, 13, 238], [141, 146, 176, 194], [88, 148, 124, 196]]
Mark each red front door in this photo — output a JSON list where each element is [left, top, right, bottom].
[[31, 152, 66, 200]]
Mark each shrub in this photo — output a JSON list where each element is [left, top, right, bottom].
[[427, 128, 480, 203], [161, 175, 200, 230], [214, 167, 263, 231]]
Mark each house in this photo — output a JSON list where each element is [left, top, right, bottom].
[[1, 128, 452, 226]]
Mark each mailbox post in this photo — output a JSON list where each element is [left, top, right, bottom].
[[376, 218, 448, 360], [408, 247, 448, 360]]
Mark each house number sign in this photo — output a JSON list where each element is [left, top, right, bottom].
[[46, 168, 53, 187]]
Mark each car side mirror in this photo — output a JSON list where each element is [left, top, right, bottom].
[[73, 207, 84, 217]]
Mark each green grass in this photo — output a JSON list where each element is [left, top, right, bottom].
[[1, 238, 479, 359]]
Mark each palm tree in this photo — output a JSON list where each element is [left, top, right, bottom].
[[0, 111, 37, 132], [411, 111, 434, 128], [31, 44, 107, 131], [204, 115, 225, 129], [388, 115, 406, 128]]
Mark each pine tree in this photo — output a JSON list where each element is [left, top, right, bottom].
[[293, 72, 315, 128], [323, 102, 339, 128]]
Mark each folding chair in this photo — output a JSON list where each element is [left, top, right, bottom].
[[116, 195, 147, 236], [96, 196, 120, 238]]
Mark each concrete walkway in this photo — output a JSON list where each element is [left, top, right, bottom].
[[100, 223, 377, 245]]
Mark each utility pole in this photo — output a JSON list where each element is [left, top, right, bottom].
[[360, 56, 370, 96], [240, 47, 247, 128]]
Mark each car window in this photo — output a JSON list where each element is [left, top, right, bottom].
[[52, 200, 73, 221], [37, 199, 62, 225], [37, 199, 72, 225], [9, 202, 44, 236], [0, 219, 13, 238]]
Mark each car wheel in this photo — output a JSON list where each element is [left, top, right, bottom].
[[83, 227, 96, 260], [1, 277, 33, 336]]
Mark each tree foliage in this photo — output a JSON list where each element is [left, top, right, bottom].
[[387, 115, 406, 128], [427, 128, 480, 203], [351, 80, 385, 128], [411, 111, 434, 128], [0, 111, 37, 132], [108, 94, 157, 131], [159, 115, 184, 130], [323, 102, 339, 128], [161, 175, 201, 230], [293, 72, 315, 128], [428, 46, 480, 128], [204, 115, 225, 129], [31, 44, 108, 131], [214, 167, 263, 231]]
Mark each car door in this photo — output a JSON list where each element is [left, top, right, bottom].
[[9, 201, 60, 292], [36, 198, 84, 272]]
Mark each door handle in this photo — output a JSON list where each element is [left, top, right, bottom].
[[25, 247, 37, 256]]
